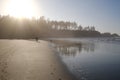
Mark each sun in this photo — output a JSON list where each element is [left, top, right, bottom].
[[6, 0, 39, 19]]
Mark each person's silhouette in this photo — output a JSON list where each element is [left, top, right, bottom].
[[36, 37, 38, 42]]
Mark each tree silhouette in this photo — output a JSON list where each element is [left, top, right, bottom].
[[0, 15, 119, 39]]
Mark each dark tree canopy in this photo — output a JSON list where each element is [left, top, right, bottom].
[[0, 15, 119, 39]]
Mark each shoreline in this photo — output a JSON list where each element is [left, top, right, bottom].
[[48, 41, 77, 80], [0, 39, 76, 80]]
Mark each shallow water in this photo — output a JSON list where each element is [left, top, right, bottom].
[[53, 38, 120, 80]]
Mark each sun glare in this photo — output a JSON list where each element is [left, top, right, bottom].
[[5, 0, 39, 19]]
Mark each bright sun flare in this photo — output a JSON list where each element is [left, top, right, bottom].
[[6, 0, 39, 18]]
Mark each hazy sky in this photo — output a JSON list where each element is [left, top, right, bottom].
[[0, 0, 120, 34]]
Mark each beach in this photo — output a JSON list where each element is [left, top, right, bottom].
[[0, 40, 75, 80]]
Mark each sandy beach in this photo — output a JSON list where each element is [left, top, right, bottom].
[[0, 40, 75, 80]]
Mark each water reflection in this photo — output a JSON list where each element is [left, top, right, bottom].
[[52, 39, 120, 80], [53, 40, 95, 57], [55, 44, 82, 57], [82, 43, 95, 52]]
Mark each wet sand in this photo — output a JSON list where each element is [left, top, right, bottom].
[[0, 40, 75, 80]]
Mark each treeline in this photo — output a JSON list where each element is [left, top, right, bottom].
[[0, 15, 119, 39]]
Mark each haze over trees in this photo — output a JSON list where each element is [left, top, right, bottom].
[[0, 15, 119, 39]]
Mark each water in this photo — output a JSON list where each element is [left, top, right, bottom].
[[52, 38, 120, 80]]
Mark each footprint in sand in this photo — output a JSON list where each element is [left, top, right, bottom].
[[58, 78, 62, 80], [50, 72, 54, 75]]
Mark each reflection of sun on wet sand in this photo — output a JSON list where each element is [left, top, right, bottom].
[[0, 40, 75, 80]]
